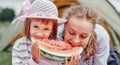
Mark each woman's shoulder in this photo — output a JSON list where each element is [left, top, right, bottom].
[[94, 24, 108, 35], [94, 24, 109, 38]]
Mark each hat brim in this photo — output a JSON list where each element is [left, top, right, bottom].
[[23, 15, 67, 23]]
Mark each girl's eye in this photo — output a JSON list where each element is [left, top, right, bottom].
[[44, 28, 50, 31], [33, 26, 38, 28]]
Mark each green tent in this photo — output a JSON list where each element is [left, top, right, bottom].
[[77, 0, 120, 54]]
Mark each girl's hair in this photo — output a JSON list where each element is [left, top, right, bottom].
[[24, 18, 58, 41], [63, 5, 99, 63]]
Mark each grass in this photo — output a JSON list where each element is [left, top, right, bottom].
[[0, 52, 12, 65]]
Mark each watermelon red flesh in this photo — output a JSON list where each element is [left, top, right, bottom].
[[38, 39, 83, 57], [41, 40, 72, 50]]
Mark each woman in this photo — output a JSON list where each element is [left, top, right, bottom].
[[57, 5, 110, 65]]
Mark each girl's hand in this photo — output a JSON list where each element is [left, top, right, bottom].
[[65, 53, 81, 65], [31, 41, 41, 63]]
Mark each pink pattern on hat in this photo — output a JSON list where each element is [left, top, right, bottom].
[[23, 0, 31, 15]]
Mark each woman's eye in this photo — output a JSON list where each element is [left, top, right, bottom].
[[69, 31, 75, 35], [80, 34, 88, 39]]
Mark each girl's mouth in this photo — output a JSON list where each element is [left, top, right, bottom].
[[32, 35, 44, 41]]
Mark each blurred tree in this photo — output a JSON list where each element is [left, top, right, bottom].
[[0, 8, 15, 22]]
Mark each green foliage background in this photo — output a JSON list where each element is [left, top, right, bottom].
[[0, 52, 11, 65], [0, 8, 15, 22]]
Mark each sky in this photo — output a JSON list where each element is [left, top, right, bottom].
[[0, 0, 24, 16]]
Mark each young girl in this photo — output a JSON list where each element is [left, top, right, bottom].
[[12, 0, 66, 65]]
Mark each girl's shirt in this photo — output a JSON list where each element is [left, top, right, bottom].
[[12, 37, 64, 65], [12, 37, 38, 65]]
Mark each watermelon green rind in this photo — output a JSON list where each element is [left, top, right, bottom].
[[41, 50, 65, 62], [39, 46, 83, 57]]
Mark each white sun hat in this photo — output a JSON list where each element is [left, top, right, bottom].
[[12, 0, 67, 24]]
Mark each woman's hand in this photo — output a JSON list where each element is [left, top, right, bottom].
[[65, 53, 81, 65], [31, 41, 41, 63]]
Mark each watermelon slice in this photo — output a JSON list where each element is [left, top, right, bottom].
[[38, 39, 83, 62]]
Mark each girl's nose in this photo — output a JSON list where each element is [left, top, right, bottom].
[[36, 31, 44, 38], [35, 32, 44, 40], [36, 32, 42, 36]]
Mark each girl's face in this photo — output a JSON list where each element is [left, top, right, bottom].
[[30, 19, 54, 41], [64, 17, 93, 47]]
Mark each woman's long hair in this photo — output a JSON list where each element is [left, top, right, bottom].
[[63, 5, 100, 63]]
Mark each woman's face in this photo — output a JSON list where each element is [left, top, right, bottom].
[[30, 19, 53, 41], [64, 17, 93, 47]]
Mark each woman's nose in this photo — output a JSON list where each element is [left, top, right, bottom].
[[73, 36, 80, 43]]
